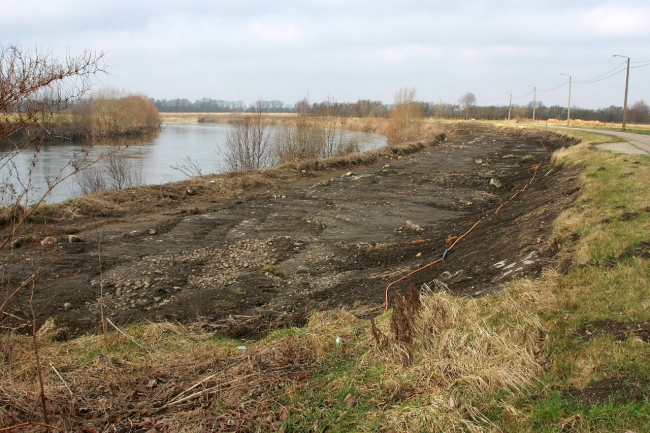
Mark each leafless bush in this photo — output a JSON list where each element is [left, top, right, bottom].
[[223, 101, 272, 171], [73, 150, 143, 195], [273, 98, 359, 164], [384, 87, 421, 145], [73, 165, 106, 195], [104, 151, 143, 190], [171, 156, 203, 178]]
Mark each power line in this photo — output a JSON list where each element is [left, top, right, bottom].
[[457, 59, 647, 108], [513, 90, 534, 101], [573, 60, 627, 82], [574, 67, 627, 84], [538, 79, 570, 93]]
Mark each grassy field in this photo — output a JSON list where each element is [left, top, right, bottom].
[[2, 127, 649, 432]]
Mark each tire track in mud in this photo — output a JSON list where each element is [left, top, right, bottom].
[[2, 125, 581, 338]]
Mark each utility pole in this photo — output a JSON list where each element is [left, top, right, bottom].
[[505, 92, 512, 120], [560, 73, 572, 127], [528, 85, 537, 122], [614, 55, 631, 131]]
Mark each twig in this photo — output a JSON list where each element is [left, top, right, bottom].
[[162, 364, 309, 409], [98, 238, 107, 342], [164, 372, 219, 406], [106, 318, 151, 351], [162, 373, 259, 409], [0, 422, 63, 432], [29, 277, 48, 426], [49, 362, 73, 396]]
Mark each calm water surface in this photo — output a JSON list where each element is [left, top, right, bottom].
[[1, 123, 386, 204]]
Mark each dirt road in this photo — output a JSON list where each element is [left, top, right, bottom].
[[3, 124, 581, 338]]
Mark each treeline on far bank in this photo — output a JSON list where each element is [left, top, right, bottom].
[[16, 90, 161, 142], [153, 97, 650, 125]]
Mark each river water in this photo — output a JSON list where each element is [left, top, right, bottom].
[[1, 122, 386, 204]]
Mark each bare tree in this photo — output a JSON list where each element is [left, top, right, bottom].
[[223, 101, 272, 171], [458, 92, 476, 120], [628, 100, 650, 124]]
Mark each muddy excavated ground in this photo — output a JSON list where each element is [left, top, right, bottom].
[[2, 124, 581, 338]]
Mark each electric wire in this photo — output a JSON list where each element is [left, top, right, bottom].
[[537, 79, 570, 93], [574, 67, 627, 84], [573, 60, 627, 82], [384, 154, 546, 310]]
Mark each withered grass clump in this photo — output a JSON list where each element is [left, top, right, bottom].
[[0, 321, 317, 432], [367, 276, 555, 432]]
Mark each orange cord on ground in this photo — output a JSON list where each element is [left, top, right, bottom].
[[384, 159, 545, 310], [384, 219, 481, 310]]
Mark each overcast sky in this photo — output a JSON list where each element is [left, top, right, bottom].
[[2, 0, 649, 109]]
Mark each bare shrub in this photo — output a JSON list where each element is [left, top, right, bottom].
[[319, 98, 360, 158], [223, 101, 272, 171], [274, 98, 359, 164], [73, 150, 143, 195], [74, 165, 106, 195], [104, 151, 143, 190], [171, 156, 203, 178], [384, 87, 421, 144]]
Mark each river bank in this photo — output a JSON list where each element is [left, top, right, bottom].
[[2, 123, 580, 338]]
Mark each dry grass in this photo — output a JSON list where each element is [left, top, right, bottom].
[[0, 320, 316, 432], [0, 269, 556, 432], [360, 275, 556, 432]]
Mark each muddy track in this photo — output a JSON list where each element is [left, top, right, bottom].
[[2, 124, 581, 338]]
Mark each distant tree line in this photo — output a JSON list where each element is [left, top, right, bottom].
[[153, 96, 650, 124], [153, 98, 290, 113]]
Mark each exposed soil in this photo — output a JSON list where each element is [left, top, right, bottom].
[[2, 124, 582, 338], [602, 239, 650, 268], [568, 376, 650, 405], [574, 319, 650, 343]]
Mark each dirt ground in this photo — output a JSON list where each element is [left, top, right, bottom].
[[2, 124, 582, 338]]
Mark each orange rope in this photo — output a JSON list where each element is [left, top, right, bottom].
[[494, 163, 541, 214], [383, 157, 547, 310], [384, 258, 443, 309], [384, 219, 481, 309]]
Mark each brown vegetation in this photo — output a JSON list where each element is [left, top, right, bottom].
[[59, 89, 161, 139], [383, 87, 422, 144]]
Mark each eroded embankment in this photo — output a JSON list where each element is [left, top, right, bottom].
[[2, 124, 581, 338]]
